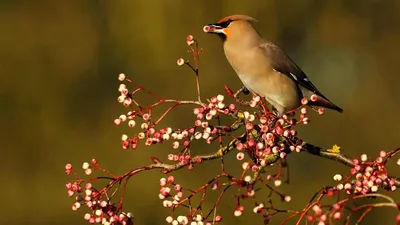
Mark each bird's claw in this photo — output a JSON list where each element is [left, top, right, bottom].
[[233, 86, 250, 98], [241, 87, 250, 95], [268, 116, 279, 130], [267, 109, 281, 130]]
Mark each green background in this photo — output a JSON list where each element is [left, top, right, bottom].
[[1, 0, 399, 224]]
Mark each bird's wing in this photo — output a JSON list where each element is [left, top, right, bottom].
[[259, 42, 329, 100]]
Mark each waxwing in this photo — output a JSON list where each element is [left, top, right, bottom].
[[204, 15, 343, 116]]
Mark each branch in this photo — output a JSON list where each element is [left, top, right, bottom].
[[303, 143, 400, 188]]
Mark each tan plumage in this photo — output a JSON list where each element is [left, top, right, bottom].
[[204, 15, 343, 116]]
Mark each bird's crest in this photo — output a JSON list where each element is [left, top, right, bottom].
[[217, 15, 258, 24]]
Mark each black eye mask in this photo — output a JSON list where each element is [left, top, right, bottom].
[[217, 20, 232, 28]]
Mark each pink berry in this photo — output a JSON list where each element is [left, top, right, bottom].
[[118, 73, 126, 81], [177, 58, 185, 66], [310, 94, 318, 102], [203, 25, 211, 33], [318, 108, 325, 115], [301, 98, 308, 105], [65, 163, 72, 170]]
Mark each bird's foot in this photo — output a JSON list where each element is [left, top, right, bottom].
[[233, 86, 250, 98], [241, 87, 250, 95], [267, 109, 281, 130], [268, 116, 279, 130]]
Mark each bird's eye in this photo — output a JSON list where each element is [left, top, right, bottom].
[[218, 20, 232, 28]]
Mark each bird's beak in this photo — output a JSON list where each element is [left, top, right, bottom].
[[203, 24, 226, 35]]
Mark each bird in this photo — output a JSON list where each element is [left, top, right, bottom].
[[203, 15, 343, 117]]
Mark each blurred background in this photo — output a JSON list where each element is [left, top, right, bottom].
[[1, 0, 399, 224]]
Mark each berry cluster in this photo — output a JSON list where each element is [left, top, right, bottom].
[[65, 160, 133, 225], [296, 150, 400, 225], [334, 151, 398, 194], [158, 176, 223, 225]]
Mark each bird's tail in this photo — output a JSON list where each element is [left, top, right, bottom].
[[300, 87, 343, 113], [310, 97, 343, 113]]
